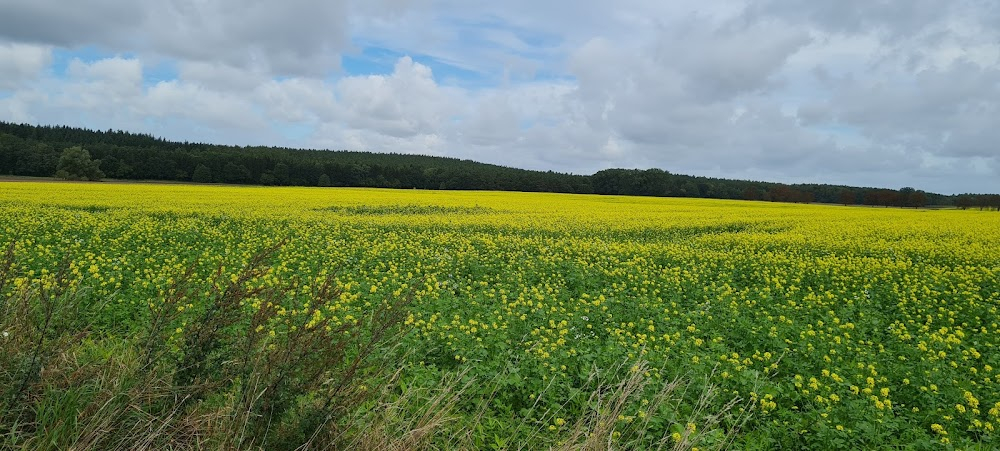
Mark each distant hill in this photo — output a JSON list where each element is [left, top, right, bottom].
[[2, 121, 996, 208]]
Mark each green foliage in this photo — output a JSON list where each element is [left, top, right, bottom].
[[273, 162, 290, 185], [3, 184, 1000, 448], [192, 164, 212, 183], [222, 162, 251, 184], [55, 146, 104, 181], [0, 121, 593, 194], [0, 242, 416, 449], [591, 168, 941, 206], [0, 121, 988, 204]]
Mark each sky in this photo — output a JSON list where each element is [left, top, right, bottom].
[[0, 1, 998, 194]]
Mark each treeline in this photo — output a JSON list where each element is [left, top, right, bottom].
[[955, 194, 1000, 210], [0, 121, 993, 207], [0, 123, 590, 193], [590, 168, 951, 207]]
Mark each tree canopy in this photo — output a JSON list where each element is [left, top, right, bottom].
[[0, 121, 989, 208], [55, 146, 104, 181]]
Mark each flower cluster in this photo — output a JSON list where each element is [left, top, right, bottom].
[[1, 181, 998, 447]]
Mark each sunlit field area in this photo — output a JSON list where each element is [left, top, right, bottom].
[[2, 181, 999, 449]]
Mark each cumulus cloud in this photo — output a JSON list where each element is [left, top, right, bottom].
[[756, 0, 975, 39], [0, 43, 51, 90], [177, 61, 270, 93], [0, 0, 999, 193], [559, 13, 819, 172], [0, 0, 146, 48], [256, 78, 338, 123], [0, 0, 362, 76], [148, 0, 352, 75], [144, 80, 267, 130], [335, 57, 461, 138], [51, 57, 144, 120]]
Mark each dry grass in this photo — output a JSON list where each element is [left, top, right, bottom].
[[0, 241, 419, 450], [1, 238, 755, 450]]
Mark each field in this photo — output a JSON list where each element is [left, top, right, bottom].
[[1, 181, 999, 449]]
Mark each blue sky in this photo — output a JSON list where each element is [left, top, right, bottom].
[[1, 0, 999, 194]]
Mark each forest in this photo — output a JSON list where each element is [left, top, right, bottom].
[[2, 121, 998, 209]]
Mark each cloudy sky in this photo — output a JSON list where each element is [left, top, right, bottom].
[[1, 0, 998, 194]]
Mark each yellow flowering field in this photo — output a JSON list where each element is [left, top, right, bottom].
[[1, 181, 999, 449]]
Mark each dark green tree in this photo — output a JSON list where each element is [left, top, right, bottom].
[[899, 187, 916, 207], [0, 121, 968, 204], [273, 162, 290, 185], [839, 190, 855, 206], [55, 146, 104, 181], [955, 195, 973, 210], [192, 164, 213, 183], [222, 162, 251, 184], [317, 173, 331, 187]]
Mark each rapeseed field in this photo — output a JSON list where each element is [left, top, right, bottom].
[[1, 181, 998, 449]]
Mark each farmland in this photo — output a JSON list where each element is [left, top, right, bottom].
[[1, 181, 999, 449]]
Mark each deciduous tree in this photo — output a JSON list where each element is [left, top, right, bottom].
[[55, 146, 104, 181], [192, 164, 213, 183]]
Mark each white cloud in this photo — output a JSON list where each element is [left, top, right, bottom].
[[177, 61, 269, 92], [57, 57, 144, 115], [0, 0, 145, 48], [66, 56, 142, 87], [143, 80, 266, 130], [0, 42, 51, 90], [335, 57, 461, 138], [147, 0, 352, 75], [0, 0, 999, 193], [256, 78, 338, 123]]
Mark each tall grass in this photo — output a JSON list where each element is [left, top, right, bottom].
[[0, 241, 753, 450], [0, 241, 417, 450]]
